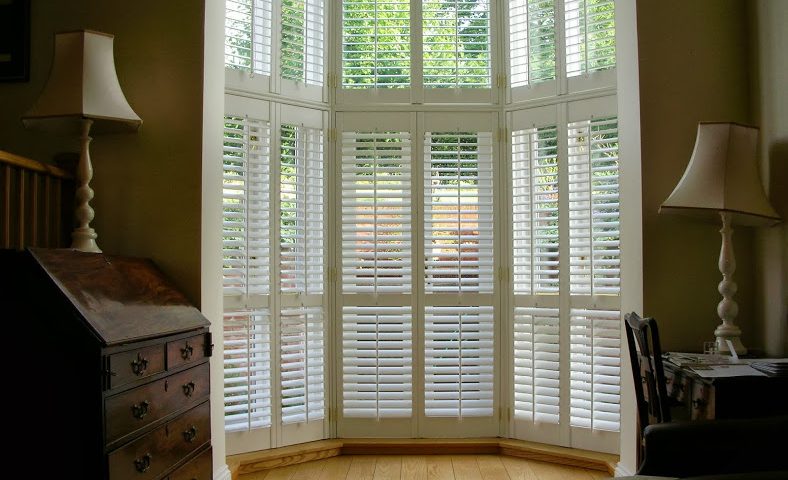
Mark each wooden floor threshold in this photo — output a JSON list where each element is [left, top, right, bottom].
[[227, 438, 619, 479]]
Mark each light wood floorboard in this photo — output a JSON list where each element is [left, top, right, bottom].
[[240, 455, 611, 480]]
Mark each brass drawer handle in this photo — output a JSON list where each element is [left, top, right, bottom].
[[183, 425, 198, 443], [131, 353, 149, 376], [181, 342, 194, 360], [182, 381, 196, 397], [131, 400, 150, 420], [134, 453, 152, 473]]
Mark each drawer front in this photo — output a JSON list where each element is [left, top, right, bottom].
[[169, 447, 212, 480], [167, 334, 208, 370], [106, 363, 210, 444], [108, 402, 211, 480], [110, 344, 166, 389]]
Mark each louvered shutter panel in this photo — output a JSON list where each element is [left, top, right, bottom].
[[342, 0, 410, 88], [280, 124, 325, 295], [225, 0, 273, 74], [224, 310, 272, 432], [509, 0, 556, 88], [341, 131, 412, 294], [278, 120, 325, 427], [511, 126, 559, 294], [281, 307, 325, 424], [342, 306, 413, 418], [281, 0, 324, 86], [422, 0, 492, 88], [424, 132, 494, 293], [567, 117, 620, 295], [223, 115, 271, 297], [222, 112, 273, 435], [513, 307, 559, 423], [425, 306, 494, 417], [569, 309, 620, 431], [564, 0, 616, 77]]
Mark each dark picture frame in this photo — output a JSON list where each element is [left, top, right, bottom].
[[0, 0, 31, 82]]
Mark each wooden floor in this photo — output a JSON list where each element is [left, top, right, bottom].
[[239, 455, 611, 480]]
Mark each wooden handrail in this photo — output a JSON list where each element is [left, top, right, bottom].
[[0, 150, 73, 180]]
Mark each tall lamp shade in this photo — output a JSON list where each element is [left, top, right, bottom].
[[660, 122, 781, 354], [22, 30, 141, 252]]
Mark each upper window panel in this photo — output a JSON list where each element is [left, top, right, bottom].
[[225, 0, 273, 75], [342, 0, 411, 88], [509, 0, 556, 87], [281, 0, 325, 86], [423, 0, 492, 88], [564, 0, 616, 77]]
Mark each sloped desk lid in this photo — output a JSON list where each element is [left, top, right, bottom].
[[29, 248, 210, 346]]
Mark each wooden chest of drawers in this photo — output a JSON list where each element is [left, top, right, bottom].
[[3, 248, 213, 479]]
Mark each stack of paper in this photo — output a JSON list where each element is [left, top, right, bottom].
[[749, 359, 788, 376]]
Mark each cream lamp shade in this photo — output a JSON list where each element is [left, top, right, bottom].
[[21, 30, 142, 253], [660, 122, 782, 355], [660, 122, 780, 226]]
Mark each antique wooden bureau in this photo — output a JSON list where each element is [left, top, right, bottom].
[[5, 248, 212, 479]]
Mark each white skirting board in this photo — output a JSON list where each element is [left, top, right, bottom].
[[614, 463, 635, 477], [214, 463, 232, 480]]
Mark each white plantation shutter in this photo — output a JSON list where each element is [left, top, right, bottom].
[[281, 0, 325, 86], [422, 0, 492, 88], [342, 0, 410, 88], [513, 307, 559, 423], [509, 0, 556, 88], [224, 310, 272, 432], [511, 126, 559, 295], [564, 0, 616, 78], [567, 116, 620, 295], [424, 306, 494, 417], [280, 123, 325, 295], [569, 309, 620, 431], [225, 0, 273, 75], [342, 306, 413, 418], [341, 131, 412, 294], [222, 115, 271, 298], [281, 307, 325, 424], [424, 132, 494, 293]]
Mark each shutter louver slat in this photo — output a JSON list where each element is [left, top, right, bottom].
[[423, 0, 492, 88], [509, 0, 556, 87], [512, 126, 559, 295], [282, 0, 324, 86], [568, 117, 620, 295], [225, 0, 273, 75], [513, 307, 560, 424], [342, 0, 410, 88], [564, 0, 616, 78], [224, 310, 272, 432], [424, 132, 494, 294], [569, 308, 620, 432]]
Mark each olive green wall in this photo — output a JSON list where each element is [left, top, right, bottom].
[[0, 0, 205, 306], [638, 0, 759, 353]]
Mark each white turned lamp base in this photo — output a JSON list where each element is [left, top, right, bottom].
[[71, 118, 102, 253], [714, 212, 746, 356]]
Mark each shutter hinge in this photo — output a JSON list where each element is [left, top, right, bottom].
[[328, 128, 336, 143], [496, 127, 507, 143], [328, 73, 338, 89], [497, 266, 510, 284], [329, 266, 338, 283], [497, 74, 507, 89]]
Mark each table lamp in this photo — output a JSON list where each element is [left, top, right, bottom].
[[660, 122, 781, 355], [22, 30, 142, 253]]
